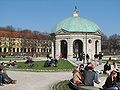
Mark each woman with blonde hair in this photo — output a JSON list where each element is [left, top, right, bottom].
[[72, 68, 84, 86]]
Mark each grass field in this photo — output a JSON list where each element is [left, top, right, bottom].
[[0, 56, 25, 61], [9, 60, 75, 72]]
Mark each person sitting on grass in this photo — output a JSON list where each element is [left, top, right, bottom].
[[7, 60, 12, 67], [54, 58, 58, 67], [11, 61, 17, 67], [0, 68, 4, 86], [0, 63, 17, 85], [25, 56, 34, 64], [44, 59, 51, 67]]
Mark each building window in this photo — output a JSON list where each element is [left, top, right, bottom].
[[17, 43, 19, 46], [17, 48, 19, 52], [46, 48, 48, 53], [34, 48, 36, 52], [38, 48, 40, 52], [88, 39, 92, 44], [4, 48, 6, 52], [24, 48, 26, 52], [49, 48, 51, 52], [28, 48, 30, 52], [41, 48, 43, 52], [95, 40, 99, 54], [44, 48, 46, 52], [21, 48, 23, 52], [31, 48, 34, 52], [0, 47, 1, 52], [13, 48, 15, 52]]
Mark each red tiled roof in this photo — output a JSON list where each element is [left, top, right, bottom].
[[0, 30, 22, 38], [0, 28, 51, 40]]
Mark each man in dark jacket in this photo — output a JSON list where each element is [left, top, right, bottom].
[[84, 65, 100, 86]]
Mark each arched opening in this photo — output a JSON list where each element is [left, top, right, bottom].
[[28, 48, 30, 52], [17, 48, 19, 52], [4, 48, 6, 52], [61, 40, 67, 59], [95, 40, 99, 54], [0, 47, 2, 52], [13, 48, 15, 52], [73, 39, 83, 59]]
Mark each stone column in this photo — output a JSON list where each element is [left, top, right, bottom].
[[83, 33, 87, 63], [14, 48, 16, 52], [25, 48, 27, 53], [67, 39, 73, 59], [98, 39, 101, 53], [51, 41, 54, 58], [6, 48, 8, 52], [55, 39, 60, 59]]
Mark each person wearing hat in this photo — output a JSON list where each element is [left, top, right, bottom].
[[84, 64, 100, 86]]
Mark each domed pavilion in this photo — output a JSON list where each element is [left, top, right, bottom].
[[51, 7, 101, 62]]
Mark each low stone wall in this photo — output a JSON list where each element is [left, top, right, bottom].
[[69, 80, 100, 90], [77, 86, 99, 90]]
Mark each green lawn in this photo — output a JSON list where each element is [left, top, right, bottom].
[[11, 60, 75, 72], [0, 56, 25, 61]]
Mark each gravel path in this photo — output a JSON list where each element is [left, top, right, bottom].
[[0, 71, 72, 90]]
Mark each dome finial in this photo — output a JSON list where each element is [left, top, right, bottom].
[[73, 6, 79, 17]]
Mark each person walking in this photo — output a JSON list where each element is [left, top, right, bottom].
[[98, 52, 103, 65], [86, 54, 90, 63], [94, 53, 98, 66]]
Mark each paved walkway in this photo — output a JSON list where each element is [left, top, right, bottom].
[[0, 70, 107, 90], [0, 71, 72, 90], [0, 60, 108, 90]]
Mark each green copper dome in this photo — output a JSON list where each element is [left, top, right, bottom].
[[53, 16, 100, 33]]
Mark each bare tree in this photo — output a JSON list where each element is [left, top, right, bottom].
[[109, 34, 120, 54]]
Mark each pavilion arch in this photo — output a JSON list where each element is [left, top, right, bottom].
[[60, 40, 68, 59], [52, 7, 102, 60], [95, 40, 99, 54], [0, 47, 2, 52], [4, 48, 6, 52], [73, 39, 83, 57]]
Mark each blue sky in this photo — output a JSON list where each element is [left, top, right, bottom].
[[0, 0, 120, 36]]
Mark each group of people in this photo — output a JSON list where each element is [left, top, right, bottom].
[[75, 52, 103, 66], [103, 60, 120, 90], [72, 62, 100, 87], [103, 61, 119, 75], [0, 62, 16, 86], [25, 56, 34, 64], [7, 60, 17, 67], [44, 54, 58, 67], [76, 52, 86, 62], [72, 60, 120, 90], [103, 70, 120, 90], [94, 52, 104, 66]]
